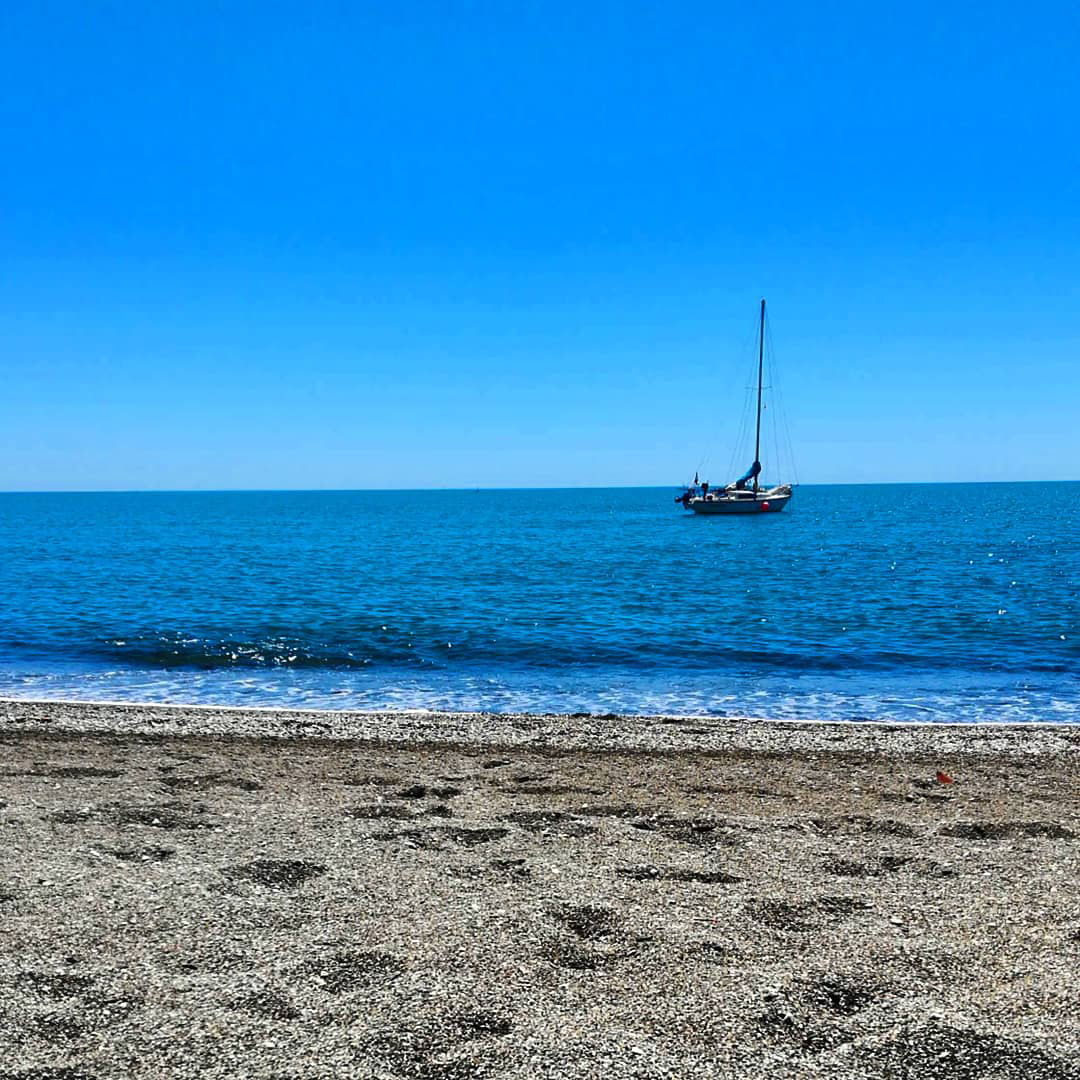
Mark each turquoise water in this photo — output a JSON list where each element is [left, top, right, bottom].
[[0, 485, 1076, 722]]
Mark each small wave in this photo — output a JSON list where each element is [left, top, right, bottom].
[[92, 634, 408, 671], [37, 630, 1075, 678]]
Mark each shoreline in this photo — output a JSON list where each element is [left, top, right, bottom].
[[4, 697, 1080, 758], [7, 691, 1079, 726]]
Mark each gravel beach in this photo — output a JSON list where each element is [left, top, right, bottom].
[[1, 700, 1078, 1079]]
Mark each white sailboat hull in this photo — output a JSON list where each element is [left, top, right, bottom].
[[688, 488, 792, 515]]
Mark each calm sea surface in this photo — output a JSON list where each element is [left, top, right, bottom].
[[0, 486, 1076, 723]]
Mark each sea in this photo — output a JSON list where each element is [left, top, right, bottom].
[[0, 485, 1076, 724]]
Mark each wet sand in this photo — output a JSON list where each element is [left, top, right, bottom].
[[1, 701, 1078, 1078]]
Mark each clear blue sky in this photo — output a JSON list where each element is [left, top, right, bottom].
[[2, 2, 1077, 490]]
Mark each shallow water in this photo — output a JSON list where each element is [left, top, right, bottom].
[[0, 485, 1076, 722]]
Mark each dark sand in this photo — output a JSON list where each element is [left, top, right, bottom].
[[1, 702, 1078, 1078]]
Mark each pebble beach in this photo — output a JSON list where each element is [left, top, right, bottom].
[[1, 700, 1078, 1079]]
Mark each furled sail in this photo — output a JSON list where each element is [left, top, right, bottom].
[[734, 461, 761, 490]]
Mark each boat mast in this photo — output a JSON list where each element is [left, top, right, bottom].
[[753, 297, 765, 495]]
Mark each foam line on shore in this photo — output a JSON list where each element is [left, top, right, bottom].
[[0, 694, 1071, 729]]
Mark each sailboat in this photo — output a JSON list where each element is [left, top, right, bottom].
[[677, 298, 793, 515]]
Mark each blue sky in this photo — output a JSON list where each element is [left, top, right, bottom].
[[1, 2, 1078, 489]]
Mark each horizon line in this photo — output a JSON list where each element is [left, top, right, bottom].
[[2, 479, 1079, 495]]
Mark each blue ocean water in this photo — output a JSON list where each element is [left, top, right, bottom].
[[0, 486, 1076, 723]]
